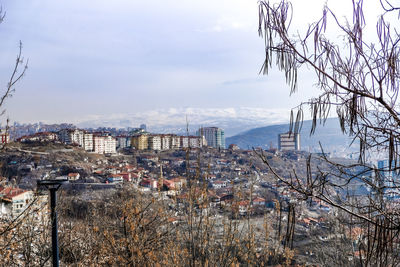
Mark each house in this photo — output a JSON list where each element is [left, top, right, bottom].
[[161, 179, 175, 190], [229, 144, 240, 151], [120, 172, 131, 182], [252, 197, 266, 206], [139, 179, 158, 189], [106, 174, 123, 183], [212, 180, 227, 189], [67, 173, 80, 181], [0, 186, 34, 218], [238, 200, 250, 216], [171, 177, 186, 190]]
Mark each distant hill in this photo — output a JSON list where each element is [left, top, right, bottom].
[[226, 118, 358, 156]]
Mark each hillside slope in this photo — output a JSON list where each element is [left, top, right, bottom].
[[226, 118, 357, 155]]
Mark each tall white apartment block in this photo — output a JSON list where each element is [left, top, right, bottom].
[[181, 136, 189, 148], [148, 135, 161, 151], [161, 135, 171, 150], [71, 129, 84, 146], [104, 136, 117, 154], [83, 132, 93, 151], [170, 135, 181, 149], [189, 136, 202, 148], [93, 135, 105, 154]]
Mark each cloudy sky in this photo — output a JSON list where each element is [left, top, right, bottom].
[[0, 0, 383, 126]]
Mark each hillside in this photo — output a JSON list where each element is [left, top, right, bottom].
[[226, 117, 358, 155]]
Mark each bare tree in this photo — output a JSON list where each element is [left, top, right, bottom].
[[0, 8, 27, 144], [258, 0, 400, 265]]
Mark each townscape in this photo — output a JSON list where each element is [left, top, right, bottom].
[[1, 0, 400, 265], [0, 124, 372, 265]]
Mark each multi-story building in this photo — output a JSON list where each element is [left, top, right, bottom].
[[377, 159, 399, 195], [161, 135, 171, 150], [131, 134, 148, 150], [197, 127, 225, 149], [170, 135, 181, 149], [93, 135, 105, 154], [104, 136, 117, 154], [148, 135, 161, 151], [181, 136, 189, 148], [83, 132, 93, 151], [58, 129, 84, 146], [116, 136, 131, 149], [189, 136, 203, 148], [278, 132, 300, 151]]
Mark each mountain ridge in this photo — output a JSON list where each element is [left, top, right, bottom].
[[226, 117, 358, 156]]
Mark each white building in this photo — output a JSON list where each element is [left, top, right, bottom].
[[181, 136, 189, 148], [148, 135, 161, 151], [0, 187, 34, 218], [104, 136, 117, 154], [170, 135, 181, 149], [189, 136, 203, 148], [278, 132, 300, 151], [93, 135, 105, 154], [83, 132, 93, 151], [161, 135, 171, 150], [58, 129, 84, 146]]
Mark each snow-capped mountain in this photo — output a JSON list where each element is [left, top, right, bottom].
[[74, 107, 292, 136]]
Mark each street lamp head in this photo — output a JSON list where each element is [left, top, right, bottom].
[[37, 178, 69, 190]]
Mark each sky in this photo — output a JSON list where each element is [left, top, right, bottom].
[[0, 0, 385, 126]]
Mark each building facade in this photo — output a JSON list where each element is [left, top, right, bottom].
[[93, 135, 105, 154], [148, 135, 162, 151], [278, 132, 300, 151], [197, 127, 225, 149], [131, 134, 149, 150], [83, 132, 93, 151]]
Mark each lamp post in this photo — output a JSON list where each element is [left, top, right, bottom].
[[37, 179, 68, 267]]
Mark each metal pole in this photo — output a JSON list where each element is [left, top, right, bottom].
[[50, 187, 59, 267], [37, 179, 67, 267]]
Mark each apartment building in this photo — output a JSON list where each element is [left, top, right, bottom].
[[197, 127, 225, 149], [131, 134, 148, 150], [161, 135, 171, 150], [58, 129, 84, 146], [83, 132, 93, 151], [116, 136, 131, 149], [189, 136, 203, 148], [181, 136, 189, 148], [278, 132, 300, 151], [148, 135, 161, 151], [170, 135, 181, 149], [93, 135, 105, 154], [104, 136, 117, 154]]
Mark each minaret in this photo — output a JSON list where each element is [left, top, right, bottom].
[[158, 164, 163, 191]]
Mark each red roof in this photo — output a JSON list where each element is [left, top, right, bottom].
[[253, 197, 266, 202], [0, 187, 28, 201]]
